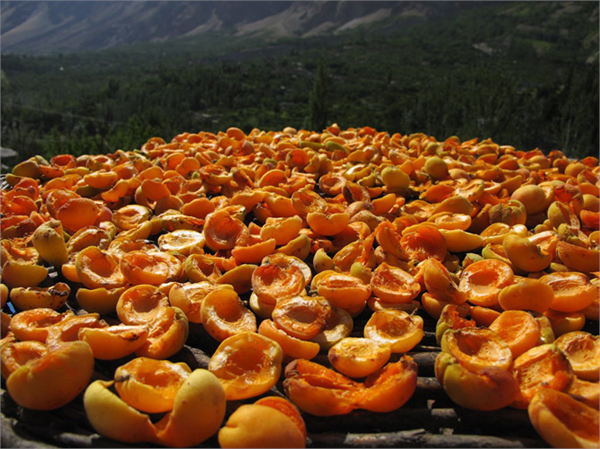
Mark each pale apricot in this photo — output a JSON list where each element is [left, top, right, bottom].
[[328, 337, 391, 378], [363, 309, 424, 353]]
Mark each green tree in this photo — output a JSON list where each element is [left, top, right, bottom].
[[307, 60, 330, 132]]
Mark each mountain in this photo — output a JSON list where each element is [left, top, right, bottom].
[[1, 1, 482, 54]]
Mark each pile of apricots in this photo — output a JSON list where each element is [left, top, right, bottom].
[[1, 124, 599, 448]]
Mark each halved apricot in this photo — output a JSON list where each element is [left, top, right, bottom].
[[9, 309, 74, 342], [283, 358, 362, 416], [1, 260, 48, 289], [359, 356, 418, 413], [79, 324, 149, 360], [540, 272, 597, 313], [435, 303, 476, 345], [511, 343, 574, 409], [328, 337, 391, 378], [114, 357, 191, 413], [441, 327, 513, 372], [200, 288, 257, 341], [251, 263, 306, 305], [6, 340, 94, 410], [9, 283, 70, 311], [258, 319, 321, 362], [400, 224, 447, 262], [76, 286, 126, 315], [370, 262, 420, 304], [498, 277, 555, 313], [489, 310, 541, 358], [208, 332, 283, 400], [363, 309, 424, 353], [567, 376, 600, 409], [554, 331, 600, 382], [528, 388, 599, 448], [271, 295, 332, 341], [315, 272, 371, 312], [75, 246, 126, 289], [203, 209, 249, 251], [117, 284, 170, 325], [45, 313, 107, 347], [1, 340, 48, 379], [157, 229, 205, 255], [56, 197, 100, 233], [459, 259, 514, 307], [218, 403, 306, 449], [435, 351, 519, 411], [421, 258, 467, 304], [556, 240, 600, 273], [135, 306, 189, 359]]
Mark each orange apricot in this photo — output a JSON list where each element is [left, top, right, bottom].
[[283, 358, 363, 416], [369, 262, 421, 304], [540, 272, 597, 313], [6, 340, 94, 410], [498, 277, 555, 313], [208, 332, 283, 400], [554, 331, 600, 381], [511, 343, 574, 409], [441, 327, 513, 372], [328, 337, 391, 378], [57, 197, 100, 233], [435, 351, 519, 411], [117, 284, 170, 325], [1, 340, 48, 379], [459, 259, 514, 307], [114, 357, 191, 413], [271, 295, 332, 341], [363, 309, 424, 353], [79, 324, 149, 360], [135, 306, 188, 359], [528, 389, 599, 449], [200, 288, 257, 341], [489, 310, 541, 358], [400, 224, 447, 262], [251, 263, 306, 305], [204, 209, 249, 251], [75, 246, 126, 289], [258, 319, 321, 362]]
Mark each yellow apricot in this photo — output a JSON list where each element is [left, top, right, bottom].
[[79, 325, 149, 360], [6, 341, 94, 410], [218, 404, 305, 449], [328, 337, 391, 378], [1, 260, 48, 288], [498, 277, 555, 313]]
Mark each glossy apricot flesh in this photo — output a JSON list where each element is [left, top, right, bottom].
[[363, 309, 424, 353], [435, 351, 519, 411], [271, 295, 332, 341], [328, 337, 391, 378], [540, 272, 597, 313], [489, 310, 541, 358], [200, 288, 257, 342], [459, 259, 514, 307], [441, 327, 513, 373], [208, 332, 283, 400], [554, 331, 600, 381], [528, 388, 599, 448], [511, 343, 574, 409], [114, 357, 191, 413]]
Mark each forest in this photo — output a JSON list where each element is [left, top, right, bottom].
[[1, 1, 598, 169]]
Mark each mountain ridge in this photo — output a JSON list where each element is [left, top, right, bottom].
[[1, 1, 481, 54]]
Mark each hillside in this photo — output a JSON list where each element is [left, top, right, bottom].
[[1, 1, 598, 166], [2, 1, 481, 54]]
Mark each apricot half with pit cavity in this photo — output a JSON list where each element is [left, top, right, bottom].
[[6, 340, 94, 410], [208, 332, 283, 400], [435, 351, 519, 411], [114, 357, 191, 414], [528, 388, 599, 449]]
